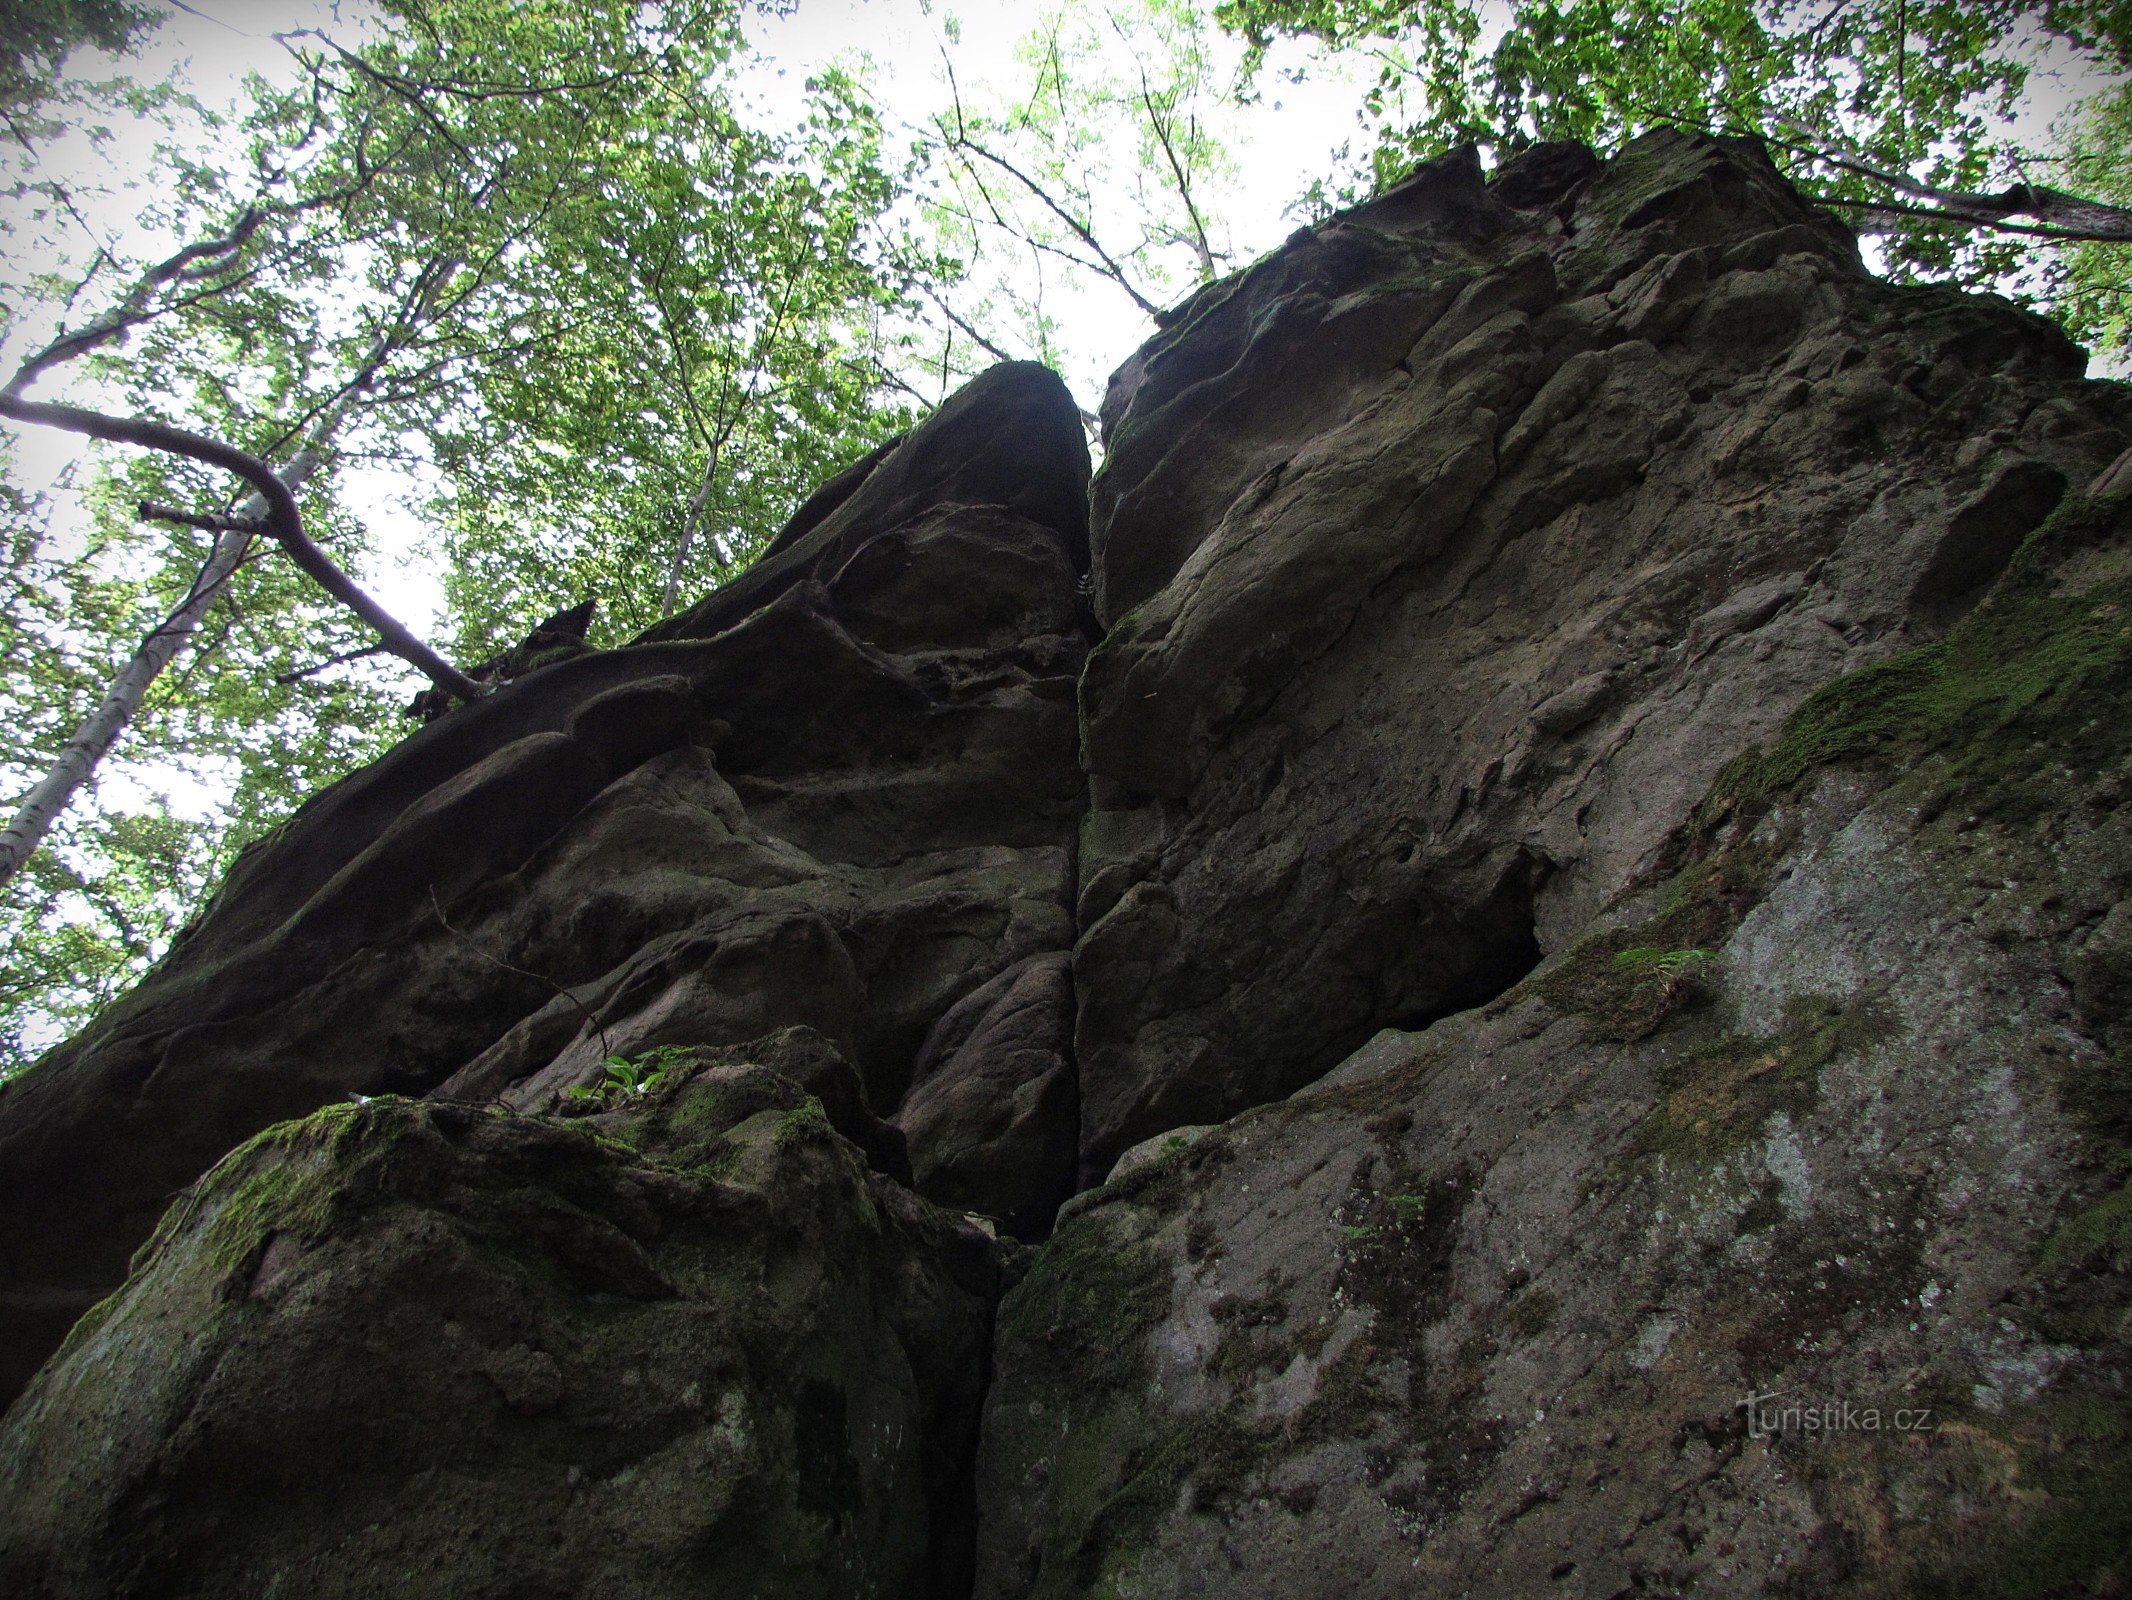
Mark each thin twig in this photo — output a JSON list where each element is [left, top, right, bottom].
[[275, 642, 387, 684], [428, 888, 611, 1057]]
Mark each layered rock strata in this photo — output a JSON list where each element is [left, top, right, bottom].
[[0, 360, 1092, 1410]]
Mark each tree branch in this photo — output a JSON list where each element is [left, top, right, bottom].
[[933, 75, 1166, 320], [1138, 68, 1218, 281], [3, 210, 267, 398], [1768, 118, 2132, 242], [0, 395, 481, 702], [275, 642, 388, 685]]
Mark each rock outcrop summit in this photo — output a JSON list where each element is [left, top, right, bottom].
[[5, 130, 2132, 1598]]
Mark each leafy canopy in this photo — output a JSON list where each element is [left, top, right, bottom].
[[0, 0, 921, 1071], [1219, 0, 2132, 352]]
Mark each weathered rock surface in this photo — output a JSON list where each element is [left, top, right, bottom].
[[8, 127, 2132, 1599], [896, 952, 1079, 1238], [0, 1051, 999, 1597], [1073, 131, 2129, 1177], [0, 359, 1091, 1408], [972, 134, 2132, 1597], [974, 482, 2132, 1593]]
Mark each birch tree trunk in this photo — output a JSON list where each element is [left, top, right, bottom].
[[0, 434, 327, 892], [0, 252, 476, 894], [659, 435, 728, 621]]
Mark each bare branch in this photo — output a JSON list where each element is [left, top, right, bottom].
[[0, 394, 482, 702], [932, 56, 1166, 321], [1138, 67, 1218, 281], [917, 276, 1020, 365], [275, 642, 388, 685], [3, 209, 267, 398], [139, 501, 257, 534]]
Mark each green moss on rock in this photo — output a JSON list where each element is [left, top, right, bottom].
[[2040, 1175, 2132, 1273], [1631, 993, 1899, 1169], [1703, 491, 2132, 834], [999, 1207, 1169, 1394], [772, 1096, 832, 1151], [1539, 825, 1797, 1040], [3, 1088, 1000, 1600]]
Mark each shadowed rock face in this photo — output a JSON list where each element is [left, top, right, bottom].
[[898, 953, 1078, 1240], [9, 131, 2132, 1598], [0, 360, 1092, 1410], [0, 1075, 1000, 1600]]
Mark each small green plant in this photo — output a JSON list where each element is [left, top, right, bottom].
[[1612, 946, 1716, 980], [1338, 1223, 1377, 1242], [772, 1097, 831, 1150], [565, 1045, 696, 1107], [1612, 946, 1715, 1008], [1387, 1193, 1429, 1220]]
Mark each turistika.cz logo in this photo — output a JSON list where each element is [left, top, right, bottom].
[[1738, 1391, 1938, 1438]]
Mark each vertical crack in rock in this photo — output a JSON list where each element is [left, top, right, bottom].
[[973, 129, 2132, 1600]]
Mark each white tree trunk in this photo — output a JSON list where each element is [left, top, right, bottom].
[[659, 444, 722, 621], [0, 437, 330, 894]]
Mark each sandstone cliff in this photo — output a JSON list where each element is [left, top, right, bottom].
[[5, 129, 2132, 1598]]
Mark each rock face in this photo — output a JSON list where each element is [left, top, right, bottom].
[[7, 130, 2132, 1597], [0, 360, 1090, 1410], [1071, 132, 2120, 1178], [0, 1064, 998, 1598], [898, 953, 1078, 1239], [978, 132, 2132, 1597]]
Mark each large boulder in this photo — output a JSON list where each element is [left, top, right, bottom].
[[0, 360, 1092, 1408], [0, 1050, 1001, 1597]]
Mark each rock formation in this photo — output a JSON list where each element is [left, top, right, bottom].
[[5, 129, 2132, 1597]]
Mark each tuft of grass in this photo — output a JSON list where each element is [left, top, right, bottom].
[[1500, 1286, 1560, 1341], [770, 1097, 831, 1151], [1539, 835, 1791, 1040]]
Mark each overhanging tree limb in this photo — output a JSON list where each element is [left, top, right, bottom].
[[0, 386, 481, 893], [0, 395, 481, 702], [0, 282, 418, 893], [1766, 118, 2132, 242]]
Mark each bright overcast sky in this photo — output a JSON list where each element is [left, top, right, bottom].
[[4, 0, 1372, 633], [3, 0, 2118, 638]]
